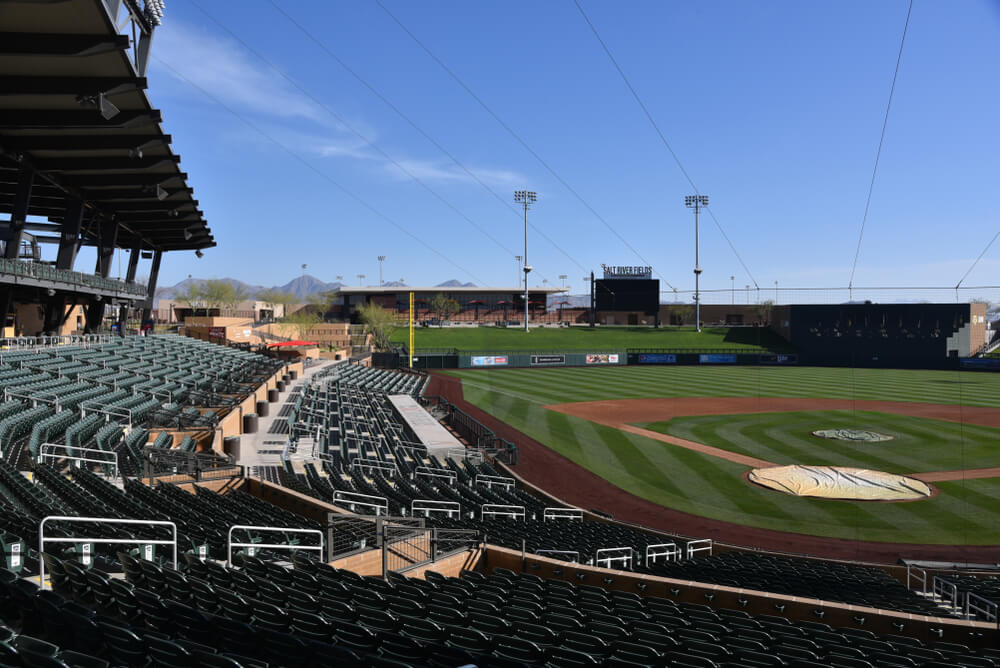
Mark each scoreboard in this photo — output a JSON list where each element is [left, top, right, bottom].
[[595, 279, 659, 314]]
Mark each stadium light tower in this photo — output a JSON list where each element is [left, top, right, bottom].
[[559, 274, 567, 288], [515, 255, 522, 290], [515, 190, 537, 332], [685, 195, 709, 332], [731, 276, 735, 305], [357, 273, 365, 286], [377, 256, 386, 287]]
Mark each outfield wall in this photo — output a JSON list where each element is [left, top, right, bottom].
[[402, 349, 798, 370]]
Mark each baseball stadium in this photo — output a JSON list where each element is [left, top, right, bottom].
[[1, 1, 1000, 668]]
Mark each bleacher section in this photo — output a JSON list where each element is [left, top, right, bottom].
[[2, 553, 999, 667], [0, 336, 281, 474]]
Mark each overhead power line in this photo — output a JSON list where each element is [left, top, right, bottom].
[[374, 0, 674, 290], [956, 228, 1000, 290], [153, 55, 485, 285], [185, 0, 524, 271], [266, 0, 589, 276], [848, 0, 914, 291], [572, 0, 758, 289]]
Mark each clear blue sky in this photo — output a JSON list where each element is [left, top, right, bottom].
[[136, 0, 999, 302]]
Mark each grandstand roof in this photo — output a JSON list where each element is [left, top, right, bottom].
[[0, 0, 213, 252]]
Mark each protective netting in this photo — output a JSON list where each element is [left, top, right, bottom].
[[812, 429, 894, 442], [748, 465, 932, 501]]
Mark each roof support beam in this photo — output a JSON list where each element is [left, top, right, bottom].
[[0, 110, 161, 130], [3, 165, 33, 259], [0, 33, 130, 57], [31, 155, 180, 172], [125, 240, 140, 284], [95, 218, 118, 278], [0, 134, 168, 152], [140, 250, 161, 323], [56, 198, 84, 270], [0, 76, 147, 96]]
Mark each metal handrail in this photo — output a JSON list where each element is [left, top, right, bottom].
[[906, 564, 928, 594], [332, 490, 388, 516], [646, 542, 681, 564], [38, 443, 119, 479], [596, 546, 633, 570], [414, 466, 456, 483], [686, 539, 713, 560], [475, 473, 515, 490], [411, 499, 461, 518], [481, 504, 525, 520], [39, 516, 177, 589], [543, 507, 583, 521], [226, 524, 324, 567], [965, 591, 999, 624]]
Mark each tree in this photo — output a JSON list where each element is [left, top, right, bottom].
[[429, 293, 460, 322], [199, 279, 232, 311], [257, 289, 298, 320], [281, 308, 321, 341], [755, 299, 775, 325], [228, 284, 250, 313], [667, 304, 694, 326], [172, 283, 204, 316], [357, 303, 397, 351]]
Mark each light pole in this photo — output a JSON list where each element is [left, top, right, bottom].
[[515, 190, 537, 332], [731, 276, 735, 305], [357, 274, 365, 286], [515, 255, 522, 290], [559, 274, 567, 289], [301, 263, 307, 280], [335, 275, 343, 286], [774, 280, 778, 304], [377, 256, 386, 287], [685, 194, 709, 332], [746, 285, 750, 304]]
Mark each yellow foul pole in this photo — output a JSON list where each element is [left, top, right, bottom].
[[408, 291, 414, 369]]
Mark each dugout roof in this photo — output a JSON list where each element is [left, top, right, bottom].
[[0, 0, 214, 252]]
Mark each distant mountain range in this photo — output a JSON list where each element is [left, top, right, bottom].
[[155, 276, 478, 304]]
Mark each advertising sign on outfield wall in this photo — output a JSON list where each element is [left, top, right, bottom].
[[530, 355, 566, 366], [586, 353, 620, 365], [471, 356, 508, 367], [638, 353, 677, 364], [699, 354, 738, 364]]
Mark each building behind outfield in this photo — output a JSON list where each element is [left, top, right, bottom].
[[331, 286, 567, 323], [771, 302, 989, 368]]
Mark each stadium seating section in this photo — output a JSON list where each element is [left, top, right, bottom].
[[0, 344, 996, 667]]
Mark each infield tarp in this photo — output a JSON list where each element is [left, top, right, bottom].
[[749, 465, 932, 501]]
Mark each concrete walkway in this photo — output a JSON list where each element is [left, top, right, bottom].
[[237, 358, 340, 470]]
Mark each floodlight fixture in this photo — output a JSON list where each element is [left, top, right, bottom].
[[515, 190, 538, 331], [685, 194, 709, 332], [183, 226, 194, 240], [195, 249, 204, 259], [155, 184, 168, 201]]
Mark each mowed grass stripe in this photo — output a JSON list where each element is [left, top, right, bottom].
[[648, 411, 1000, 473], [448, 366, 1000, 406]]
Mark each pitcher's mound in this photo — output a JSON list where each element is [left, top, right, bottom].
[[812, 429, 893, 442], [749, 465, 932, 501]]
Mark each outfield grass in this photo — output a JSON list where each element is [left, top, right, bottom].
[[391, 326, 790, 352], [448, 366, 1000, 544], [642, 410, 1000, 473]]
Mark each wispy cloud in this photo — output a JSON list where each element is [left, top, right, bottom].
[[384, 159, 523, 186], [153, 22, 523, 190], [154, 21, 322, 122]]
